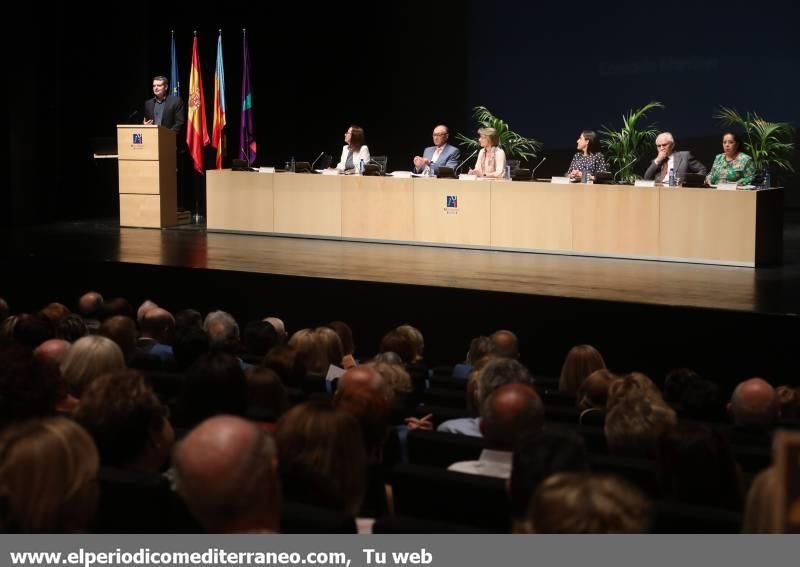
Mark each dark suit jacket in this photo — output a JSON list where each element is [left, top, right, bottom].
[[144, 96, 185, 133], [643, 150, 707, 181]]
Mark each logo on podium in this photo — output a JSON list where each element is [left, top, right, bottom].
[[132, 133, 143, 145]]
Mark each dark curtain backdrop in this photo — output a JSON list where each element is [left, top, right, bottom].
[[6, 0, 799, 227]]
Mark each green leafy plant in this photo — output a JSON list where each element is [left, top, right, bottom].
[[455, 106, 543, 162], [715, 107, 795, 173], [600, 101, 664, 183]]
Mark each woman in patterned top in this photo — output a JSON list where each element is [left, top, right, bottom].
[[566, 130, 608, 182], [469, 127, 507, 178], [705, 132, 755, 186]]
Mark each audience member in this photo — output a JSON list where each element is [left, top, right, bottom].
[[0, 417, 99, 532], [174, 416, 280, 533]]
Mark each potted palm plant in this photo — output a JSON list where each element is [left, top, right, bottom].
[[715, 107, 795, 179], [455, 106, 543, 168], [600, 101, 664, 184]]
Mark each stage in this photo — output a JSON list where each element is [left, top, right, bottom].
[[2, 215, 800, 388]]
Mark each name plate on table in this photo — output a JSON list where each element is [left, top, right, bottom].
[[257, 167, 275, 173], [322, 168, 340, 176], [458, 174, 477, 181], [634, 179, 656, 187], [391, 171, 414, 178], [550, 176, 571, 185], [717, 183, 738, 191]]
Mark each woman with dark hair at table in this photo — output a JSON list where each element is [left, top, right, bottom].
[[566, 130, 608, 182], [705, 132, 755, 186], [336, 125, 370, 172]]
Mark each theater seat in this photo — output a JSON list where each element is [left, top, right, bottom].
[[390, 464, 510, 531], [407, 429, 484, 468]]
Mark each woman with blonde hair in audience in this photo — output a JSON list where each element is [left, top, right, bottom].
[[0, 417, 99, 532], [60, 335, 125, 397], [288, 328, 329, 378], [605, 372, 676, 458], [395, 324, 425, 364], [315, 326, 345, 372], [559, 344, 606, 394], [527, 472, 651, 533]]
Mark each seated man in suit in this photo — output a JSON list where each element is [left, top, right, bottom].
[[144, 75, 185, 133], [413, 124, 461, 175], [643, 132, 707, 184]]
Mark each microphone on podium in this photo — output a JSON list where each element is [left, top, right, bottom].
[[454, 149, 479, 175]]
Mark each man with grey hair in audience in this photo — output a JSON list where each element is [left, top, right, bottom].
[[205, 310, 251, 369], [438, 357, 535, 437], [449, 383, 544, 479], [174, 416, 281, 533], [264, 316, 288, 345], [136, 300, 160, 324]]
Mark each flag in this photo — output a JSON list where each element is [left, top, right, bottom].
[[239, 29, 256, 164], [186, 34, 209, 174], [211, 31, 227, 169], [169, 30, 180, 97]]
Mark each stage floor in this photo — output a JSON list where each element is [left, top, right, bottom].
[[4, 214, 800, 315]]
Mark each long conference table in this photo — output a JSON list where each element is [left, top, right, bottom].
[[206, 170, 783, 267]]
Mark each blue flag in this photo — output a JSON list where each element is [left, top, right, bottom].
[[170, 30, 180, 97]]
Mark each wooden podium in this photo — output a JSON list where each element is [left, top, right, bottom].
[[116, 125, 177, 228]]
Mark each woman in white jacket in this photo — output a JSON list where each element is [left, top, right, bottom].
[[336, 125, 370, 172]]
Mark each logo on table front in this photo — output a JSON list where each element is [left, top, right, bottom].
[[444, 195, 458, 214], [132, 133, 143, 145]]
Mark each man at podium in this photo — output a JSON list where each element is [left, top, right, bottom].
[[143, 76, 185, 132]]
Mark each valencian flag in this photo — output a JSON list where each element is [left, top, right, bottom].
[[239, 29, 256, 164], [211, 31, 227, 169], [169, 30, 180, 97], [186, 33, 209, 174]]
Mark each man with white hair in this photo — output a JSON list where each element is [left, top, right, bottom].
[[264, 316, 288, 344], [205, 311, 251, 369], [643, 131, 707, 183]]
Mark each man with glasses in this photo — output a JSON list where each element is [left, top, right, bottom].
[[413, 124, 461, 175], [644, 131, 707, 183]]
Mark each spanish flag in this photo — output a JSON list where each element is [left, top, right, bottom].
[[186, 34, 209, 174], [211, 31, 227, 169]]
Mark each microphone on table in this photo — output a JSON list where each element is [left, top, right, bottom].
[[310, 151, 325, 170], [454, 149, 479, 175], [530, 156, 547, 179]]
